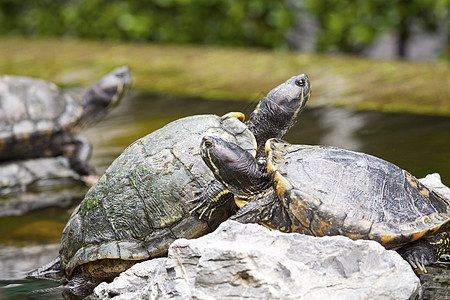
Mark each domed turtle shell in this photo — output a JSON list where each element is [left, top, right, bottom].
[[60, 113, 256, 279], [0, 75, 82, 148], [0, 67, 131, 175], [266, 139, 450, 249]]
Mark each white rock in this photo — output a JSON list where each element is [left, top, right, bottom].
[[95, 221, 421, 300], [418, 173, 450, 199], [94, 258, 168, 300]]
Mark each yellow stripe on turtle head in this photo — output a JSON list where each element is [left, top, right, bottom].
[[110, 82, 124, 107]]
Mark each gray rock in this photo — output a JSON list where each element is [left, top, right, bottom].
[[94, 258, 168, 300], [0, 156, 92, 216], [418, 173, 450, 199], [0, 156, 80, 192], [94, 220, 421, 300]]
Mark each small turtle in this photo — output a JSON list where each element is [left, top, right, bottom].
[[0, 66, 131, 175], [35, 74, 311, 297], [199, 136, 450, 271]]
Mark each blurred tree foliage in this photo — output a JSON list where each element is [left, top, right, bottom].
[[306, 0, 449, 57], [0, 0, 293, 48], [0, 0, 448, 56]]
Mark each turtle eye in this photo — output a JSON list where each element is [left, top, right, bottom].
[[295, 78, 305, 87], [204, 140, 214, 149]]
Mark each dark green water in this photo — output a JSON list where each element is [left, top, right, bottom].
[[0, 93, 449, 299]]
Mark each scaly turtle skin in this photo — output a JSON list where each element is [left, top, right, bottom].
[[44, 74, 311, 297], [200, 137, 450, 272], [0, 66, 131, 175], [191, 74, 311, 218]]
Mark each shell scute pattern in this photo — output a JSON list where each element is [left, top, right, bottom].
[[268, 141, 450, 248], [60, 114, 256, 278]]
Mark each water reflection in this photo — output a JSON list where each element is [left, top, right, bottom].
[[0, 244, 58, 280], [317, 107, 365, 151]]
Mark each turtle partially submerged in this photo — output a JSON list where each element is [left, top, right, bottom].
[[0, 66, 131, 175], [37, 74, 311, 297], [199, 136, 450, 271]]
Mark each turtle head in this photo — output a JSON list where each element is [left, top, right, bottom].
[[201, 136, 270, 199], [246, 74, 311, 157], [79, 66, 132, 128], [264, 73, 310, 118]]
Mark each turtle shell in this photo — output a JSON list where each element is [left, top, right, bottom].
[[60, 114, 256, 278], [0, 76, 82, 158], [266, 138, 450, 249]]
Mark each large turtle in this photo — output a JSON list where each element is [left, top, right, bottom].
[[0, 66, 131, 175], [37, 74, 311, 297], [199, 136, 450, 271]]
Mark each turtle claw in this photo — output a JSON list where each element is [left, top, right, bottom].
[[397, 241, 438, 273], [189, 197, 215, 220], [188, 180, 233, 220], [188, 187, 216, 220], [409, 255, 428, 273], [403, 252, 427, 273], [407, 256, 418, 269], [418, 263, 427, 274]]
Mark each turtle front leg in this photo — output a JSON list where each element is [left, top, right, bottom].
[[397, 229, 449, 272], [231, 189, 292, 233], [397, 241, 438, 272], [189, 179, 235, 220], [61, 134, 94, 175]]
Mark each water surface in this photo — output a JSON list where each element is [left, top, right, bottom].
[[86, 94, 450, 182]]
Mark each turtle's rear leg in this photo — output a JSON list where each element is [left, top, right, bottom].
[[397, 229, 449, 272], [30, 257, 63, 279]]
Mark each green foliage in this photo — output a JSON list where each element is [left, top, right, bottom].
[[0, 0, 294, 48], [305, 0, 450, 56], [0, 0, 447, 56], [307, 0, 388, 52]]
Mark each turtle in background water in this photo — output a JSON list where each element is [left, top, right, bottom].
[[0, 66, 131, 176], [199, 136, 450, 272], [33, 74, 311, 297]]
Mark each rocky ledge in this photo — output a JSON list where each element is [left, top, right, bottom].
[[0, 156, 95, 216], [94, 220, 420, 300], [93, 174, 449, 300]]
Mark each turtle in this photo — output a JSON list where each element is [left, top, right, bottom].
[[34, 74, 311, 297], [199, 136, 450, 272], [0, 66, 131, 176]]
